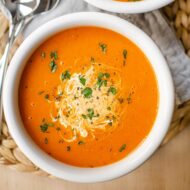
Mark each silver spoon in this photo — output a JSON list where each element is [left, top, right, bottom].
[[0, 0, 60, 131]]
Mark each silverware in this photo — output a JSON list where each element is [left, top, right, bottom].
[[0, 0, 60, 133]]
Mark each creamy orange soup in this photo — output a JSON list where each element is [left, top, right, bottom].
[[19, 27, 158, 167]]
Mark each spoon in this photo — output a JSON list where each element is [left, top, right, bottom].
[[0, 0, 60, 132]]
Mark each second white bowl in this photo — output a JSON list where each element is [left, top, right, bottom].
[[83, 0, 174, 14]]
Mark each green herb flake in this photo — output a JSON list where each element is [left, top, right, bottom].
[[78, 141, 85, 145], [108, 87, 117, 95], [103, 80, 107, 87], [108, 121, 112, 126], [104, 73, 110, 78], [79, 76, 86, 86], [97, 72, 109, 89], [41, 52, 46, 58], [119, 144, 126, 152], [82, 114, 87, 119], [44, 137, 48, 144], [87, 108, 94, 120], [67, 146, 71, 152], [50, 51, 58, 60], [97, 79, 104, 89], [50, 60, 57, 73], [44, 94, 49, 100], [40, 123, 49, 133], [40, 123, 54, 133], [98, 72, 104, 79], [99, 43, 107, 54], [81, 87, 92, 98], [61, 70, 71, 81]]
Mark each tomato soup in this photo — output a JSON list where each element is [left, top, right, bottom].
[[19, 27, 158, 167]]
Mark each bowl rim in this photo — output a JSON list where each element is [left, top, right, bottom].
[[83, 0, 174, 14], [3, 12, 174, 183]]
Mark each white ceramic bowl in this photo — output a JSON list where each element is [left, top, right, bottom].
[[3, 12, 174, 183], [84, 0, 174, 14]]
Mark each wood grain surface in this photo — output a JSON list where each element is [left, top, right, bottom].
[[0, 126, 189, 190]]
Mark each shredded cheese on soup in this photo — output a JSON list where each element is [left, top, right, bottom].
[[50, 63, 122, 142]]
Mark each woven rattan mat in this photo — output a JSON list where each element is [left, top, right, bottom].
[[0, 0, 190, 177]]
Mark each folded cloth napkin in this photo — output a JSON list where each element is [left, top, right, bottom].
[[24, 0, 190, 103]]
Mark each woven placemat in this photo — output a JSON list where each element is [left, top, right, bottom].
[[0, 1, 190, 176], [164, 0, 190, 56]]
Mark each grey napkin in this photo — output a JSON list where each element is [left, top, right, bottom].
[[24, 0, 190, 103]]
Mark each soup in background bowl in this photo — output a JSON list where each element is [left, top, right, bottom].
[[83, 0, 174, 14], [3, 12, 174, 183]]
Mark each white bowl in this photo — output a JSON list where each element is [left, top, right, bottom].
[[3, 12, 174, 183], [83, 0, 174, 14]]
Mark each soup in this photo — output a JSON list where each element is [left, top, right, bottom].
[[19, 27, 158, 167]]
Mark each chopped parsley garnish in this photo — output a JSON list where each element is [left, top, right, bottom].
[[119, 144, 126, 152], [67, 146, 71, 152], [78, 141, 85, 145], [104, 73, 110, 78], [61, 70, 71, 81], [98, 72, 104, 79], [82, 114, 87, 119], [81, 87, 92, 98], [40, 123, 53, 133], [41, 52, 46, 58], [40, 123, 48, 132], [44, 137, 48, 144], [96, 72, 110, 89], [50, 60, 57, 73], [82, 108, 99, 120], [44, 94, 49, 99], [123, 49, 127, 65], [99, 43, 107, 53], [79, 76, 86, 86], [87, 108, 95, 120], [97, 78, 107, 89], [108, 121, 112, 126], [108, 87, 117, 95], [50, 51, 58, 60]]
